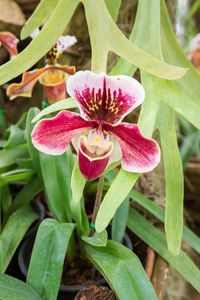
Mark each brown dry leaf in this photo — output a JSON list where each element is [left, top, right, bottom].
[[0, 0, 25, 26]]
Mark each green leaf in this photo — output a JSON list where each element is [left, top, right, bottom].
[[83, 0, 187, 79], [39, 151, 72, 222], [127, 208, 200, 293], [1, 204, 38, 272], [154, 78, 200, 130], [31, 98, 77, 123], [85, 240, 158, 300], [82, 230, 107, 247], [0, 0, 79, 84], [130, 0, 184, 256], [0, 274, 42, 300], [102, 170, 200, 255], [21, 0, 59, 40], [105, 0, 121, 22], [129, 190, 200, 255], [70, 160, 89, 235], [26, 108, 42, 178], [17, 158, 33, 169], [102, 159, 121, 175], [95, 170, 138, 232], [139, 73, 161, 137], [71, 160, 86, 202], [0, 145, 29, 169], [15, 112, 27, 128], [187, 0, 200, 19], [0, 140, 7, 148], [178, 115, 195, 136], [0, 169, 35, 185], [112, 197, 129, 243], [4, 125, 26, 149], [0, 239, 3, 274], [157, 103, 184, 255], [0, 183, 11, 215], [110, 0, 160, 77], [180, 131, 199, 168], [7, 176, 42, 216], [1, 168, 34, 176], [160, 0, 200, 103], [27, 219, 75, 300]]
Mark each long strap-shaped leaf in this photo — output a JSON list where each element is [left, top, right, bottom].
[[7, 176, 42, 216], [21, 0, 59, 40], [26, 108, 42, 178], [104, 169, 200, 255], [111, 197, 129, 243], [0, 145, 28, 170], [136, 0, 184, 255], [156, 103, 184, 254], [0, 0, 79, 84], [83, 0, 186, 79], [127, 208, 200, 293], [0, 274, 42, 300], [71, 160, 89, 236], [85, 240, 158, 300], [0, 204, 38, 272], [31, 98, 77, 123], [160, 0, 200, 103], [27, 219, 75, 300], [129, 190, 200, 254], [39, 152, 72, 223]]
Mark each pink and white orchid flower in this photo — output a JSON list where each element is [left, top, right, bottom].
[[32, 71, 160, 181], [7, 29, 77, 104]]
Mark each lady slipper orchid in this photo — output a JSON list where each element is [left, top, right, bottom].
[[0, 31, 19, 58], [32, 71, 160, 181], [7, 29, 77, 104]]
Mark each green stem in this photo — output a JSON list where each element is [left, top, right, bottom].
[[90, 175, 104, 235]]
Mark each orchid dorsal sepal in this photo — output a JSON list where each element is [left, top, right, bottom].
[[30, 28, 77, 64], [32, 71, 160, 181], [0, 32, 19, 58]]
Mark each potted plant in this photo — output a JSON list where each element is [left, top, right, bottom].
[[0, 0, 200, 299]]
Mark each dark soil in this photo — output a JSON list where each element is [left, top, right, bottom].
[[75, 285, 117, 300], [61, 257, 102, 286]]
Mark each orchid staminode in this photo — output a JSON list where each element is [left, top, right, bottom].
[[32, 71, 160, 181], [7, 29, 77, 104]]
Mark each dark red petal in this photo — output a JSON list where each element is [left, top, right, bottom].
[[104, 123, 160, 173], [67, 71, 145, 124], [78, 135, 113, 180], [31, 111, 97, 155]]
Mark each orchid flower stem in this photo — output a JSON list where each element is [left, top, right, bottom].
[[90, 175, 104, 235]]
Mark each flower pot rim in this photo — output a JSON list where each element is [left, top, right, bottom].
[[18, 231, 132, 293]]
